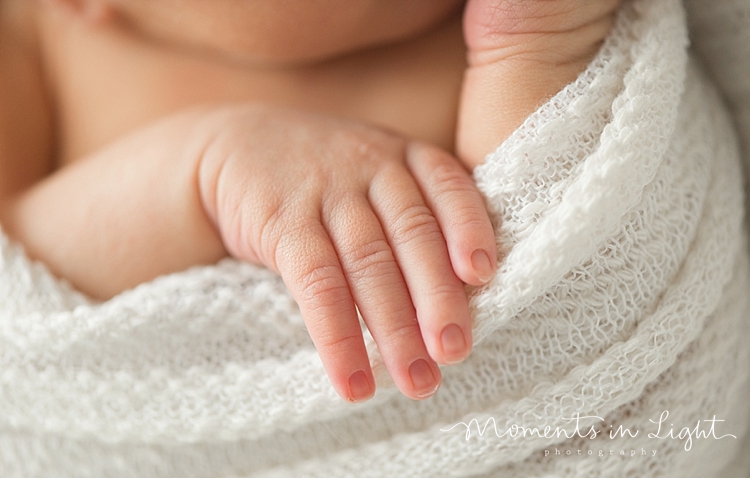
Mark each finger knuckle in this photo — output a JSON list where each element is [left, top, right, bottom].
[[316, 332, 362, 355], [391, 205, 441, 247], [429, 281, 465, 304], [266, 207, 328, 273], [452, 211, 492, 231], [295, 263, 349, 309], [344, 239, 397, 281], [380, 319, 422, 344], [429, 162, 476, 197]]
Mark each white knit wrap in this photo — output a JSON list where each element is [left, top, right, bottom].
[[2, 0, 749, 476]]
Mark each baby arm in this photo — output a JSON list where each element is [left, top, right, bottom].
[[0, 110, 227, 298], [457, 0, 622, 168], [0, 105, 497, 402]]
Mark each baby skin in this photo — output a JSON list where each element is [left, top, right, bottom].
[[0, 0, 620, 402]]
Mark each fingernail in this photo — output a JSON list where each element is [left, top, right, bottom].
[[471, 249, 495, 283], [441, 324, 468, 363], [347, 370, 373, 402], [409, 359, 440, 398]]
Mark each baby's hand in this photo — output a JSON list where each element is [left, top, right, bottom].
[[197, 105, 497, 401], [457, 0, 622, 168]]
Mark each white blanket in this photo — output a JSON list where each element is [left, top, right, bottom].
[[1, 0, 749, 476]]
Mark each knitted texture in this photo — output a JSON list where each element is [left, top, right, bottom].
[[1, 0, 749, 476]]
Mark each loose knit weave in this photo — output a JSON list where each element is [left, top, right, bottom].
[[1, 0, 750, 476]]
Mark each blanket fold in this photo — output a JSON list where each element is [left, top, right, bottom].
[[1, 0, 749, 476]]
